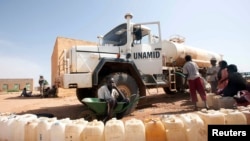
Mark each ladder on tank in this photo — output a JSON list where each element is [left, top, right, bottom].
[[168, 68, 177, 92]]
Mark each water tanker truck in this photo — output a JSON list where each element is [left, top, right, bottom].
[[56, 13, 223, 104]]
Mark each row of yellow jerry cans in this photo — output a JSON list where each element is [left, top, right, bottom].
[[0, 107, 249, 141]]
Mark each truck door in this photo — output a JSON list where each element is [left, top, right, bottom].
[[131, 23, 163, 75]]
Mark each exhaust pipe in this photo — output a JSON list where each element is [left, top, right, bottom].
[[124, 13, 133, 58]]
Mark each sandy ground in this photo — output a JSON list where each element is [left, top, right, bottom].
[[0, 88, 195, 121]]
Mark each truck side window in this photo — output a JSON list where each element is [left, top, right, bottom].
[[133, 27, 142, 46], [133, 28, 142, 41]]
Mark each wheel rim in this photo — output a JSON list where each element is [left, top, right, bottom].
[[118, 85, 131, 98]]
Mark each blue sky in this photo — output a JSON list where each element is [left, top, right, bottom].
[[0, 0, 250, 87]]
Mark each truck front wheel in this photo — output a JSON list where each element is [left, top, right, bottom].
[[76, 88, 96, 104], [106, 73, 139, 98]]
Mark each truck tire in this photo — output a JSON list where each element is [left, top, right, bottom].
[[76, 88, 95, 104], [106, 73, 139, 98], [163, 87, 176, 95], [107, 73, 139, 115]]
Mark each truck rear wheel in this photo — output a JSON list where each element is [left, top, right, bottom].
[[163, 71, 186, 95]]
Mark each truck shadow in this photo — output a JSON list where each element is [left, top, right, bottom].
[[137, 92, 191, 109], [17, 104, 88, 120]]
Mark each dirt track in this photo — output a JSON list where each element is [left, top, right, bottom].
[[0, 88, 194, 121]]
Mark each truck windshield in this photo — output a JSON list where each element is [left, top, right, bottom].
[[102, 22, 156, 46], [102, 23, 127, 46]]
